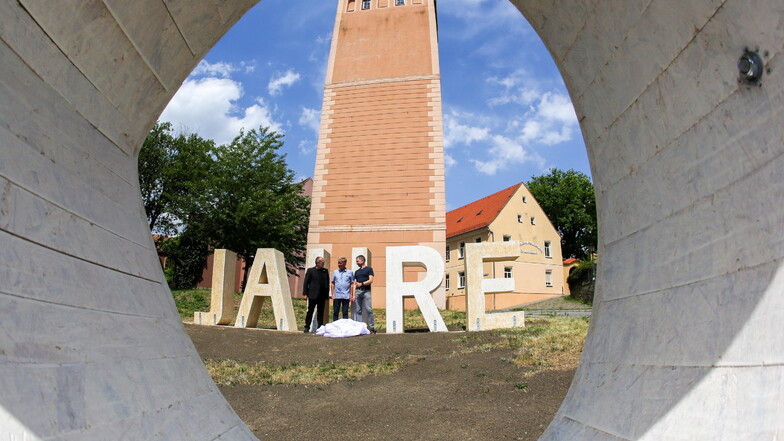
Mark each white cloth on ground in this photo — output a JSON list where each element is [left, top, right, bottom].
[[316, 319, 370, 337]]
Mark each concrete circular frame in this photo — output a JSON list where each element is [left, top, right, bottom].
[[1, 1, 782, 439]]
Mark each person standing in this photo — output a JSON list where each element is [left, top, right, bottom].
[[302, 256, 330, 333], [353, 255, 375, 333], [331, 257, 354, 321]]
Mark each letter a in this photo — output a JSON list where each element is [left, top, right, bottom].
[[235, 248, 297, 331]]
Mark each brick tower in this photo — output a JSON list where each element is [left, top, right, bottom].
[[307, 0, 446, 309]]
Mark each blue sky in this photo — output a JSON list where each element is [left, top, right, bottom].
[[159, 0, 590, 210]]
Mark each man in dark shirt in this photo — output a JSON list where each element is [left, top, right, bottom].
[[302, 256, 330, 333], [353, 255, 375, 333]]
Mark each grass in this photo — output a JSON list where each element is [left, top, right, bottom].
[[514, 295, 592, 311], [177, 290, 590, 384], [452, 317, 590, 377], [173, 289, 468, 330], [497, 317, 590, 376], [205, 358, 404, 386]]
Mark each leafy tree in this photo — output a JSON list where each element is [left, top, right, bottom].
[[526, 168, 597, 259], [192, 127, 311, 286], [138, 122, 214, 236], [139, 123, 310, 289], [160, 232, 210, 289]]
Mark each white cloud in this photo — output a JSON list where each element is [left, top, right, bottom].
[[159, 77, 281, 146], [516, 91, 578, 145], [471, 135, 545, 176], [443, 112, 490, 148], [268, 69, 301, 95], [298, 140, 315, 155], [299, 107, 321, 134], [438, 0, 523, 39], [538, 92, 578, 124], [444, 152, 457, 175], [191, 60, 237, 78]]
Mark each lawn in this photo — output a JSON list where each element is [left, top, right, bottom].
[[176, 289, 590, 386]]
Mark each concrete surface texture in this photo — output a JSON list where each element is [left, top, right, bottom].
[[0, 0, 781, 440]]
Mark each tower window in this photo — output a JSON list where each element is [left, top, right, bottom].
[[362, 0, 371, 9], [347, 0, 356, 11], [396, 0, 405, 4]]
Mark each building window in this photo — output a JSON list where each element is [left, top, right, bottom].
[[347, 0, 356, 11], [459, 242, 465, 259], [503, 235, 511, 242], [522, 196, 527, 203], [396, 0, 405, 4], [504, 267, 512, 279], [545, 270, 553, 287], [458, 271, 466, 289], [475, 237, 482, 243], [362, 0, 371, 9], [530, 217, 536, 225], [445, 274, 450, 290], [517, 214, 523, 223], [445, 245, 450, 262], [544, 241, 551, 258]]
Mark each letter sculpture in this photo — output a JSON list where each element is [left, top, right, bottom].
[[385, 245, 446, 333], [234, 248, 298, 331], [194, 249, 237, 325], [465, 242, 525, 331]]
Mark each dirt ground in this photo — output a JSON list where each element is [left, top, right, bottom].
[[186, 324, 574, 441]]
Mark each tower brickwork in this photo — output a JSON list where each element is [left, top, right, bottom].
[[308, 0, 446, 309]]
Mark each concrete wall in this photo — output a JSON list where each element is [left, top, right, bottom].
[[0, 0, 782, 440]]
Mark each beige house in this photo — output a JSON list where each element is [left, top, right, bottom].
[[445, 183, 565, 311]]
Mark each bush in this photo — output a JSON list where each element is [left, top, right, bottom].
[[567, 260, 596, 303]]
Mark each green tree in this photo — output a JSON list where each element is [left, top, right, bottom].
[[138, 122, 214, 236], [160, 231, 210, 289], [526, 168, 597, 259], [195, 127, 311, 286]]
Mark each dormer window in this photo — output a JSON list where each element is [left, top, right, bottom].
[[457, 217, 463, 223], [476, 210, 483, 215]]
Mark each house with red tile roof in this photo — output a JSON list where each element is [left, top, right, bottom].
[[445, 183, 565, 310]]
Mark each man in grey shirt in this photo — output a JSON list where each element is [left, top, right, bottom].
[[353, 255, 375, 333]]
